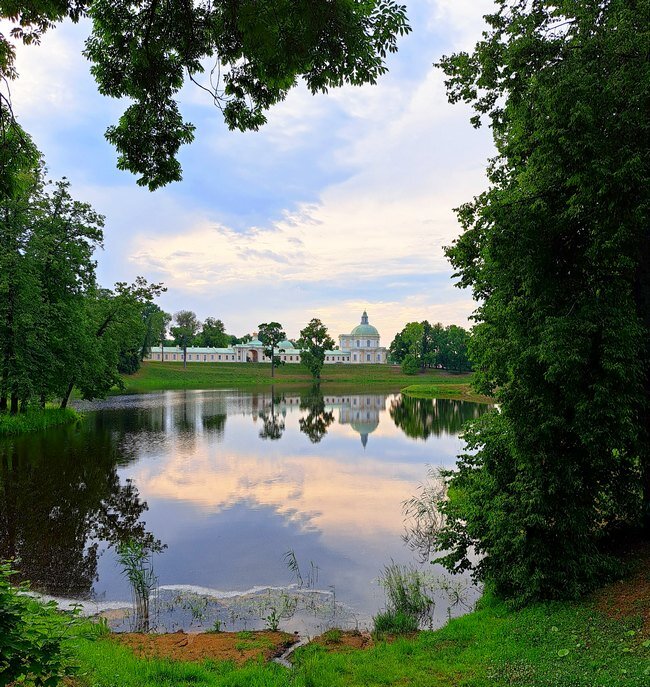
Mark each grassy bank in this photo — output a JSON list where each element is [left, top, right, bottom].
[[0, 407, 80, 436], [120, 361, 479, 397], [401, 382, 492, 404], [63, 545, 649, 687]]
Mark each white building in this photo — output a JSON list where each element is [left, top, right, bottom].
[[145, 311, 388, 365]]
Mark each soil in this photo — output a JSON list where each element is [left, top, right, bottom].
[[594, 541, 650, 637], [110, 630, 298, 665]]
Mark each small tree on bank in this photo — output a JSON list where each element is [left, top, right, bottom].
[[258, 322, 286, 378], [171, 310, 200, 368], [298, 318, 335, 381]]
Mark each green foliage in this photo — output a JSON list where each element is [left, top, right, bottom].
[[0, 407, 79, 436], [373, 562, 435, 635], [390, 321, 472, 371], [258, 322, 286, 377], [1, 1, 410, 189], [171, 310, 200, 368], [0, 561, 76, 686], [434, 0, 650, 602], [196, 317, 230, 348], [298, 318, 336, 380], [400, 354, 419, 375]]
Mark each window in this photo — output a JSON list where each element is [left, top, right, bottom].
[[367, 339, 370, 347], [377, 354, 381, 362], [366, 353, 370, 361], [218, 355, 222, 360], [356, 340, 360, 347], [173, 354, 177, 360], [188, 354, 192, 360], [204, 355, 207, 361], [353, 354, 357, 361]]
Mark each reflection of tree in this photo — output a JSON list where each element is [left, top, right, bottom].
[[258, 388, 285, 440], [0, 420, 162, 598], [202, 414, 226, 439], [389, 396, 487, 439], [299, 385, 335, 443]]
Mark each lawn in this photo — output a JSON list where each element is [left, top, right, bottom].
[[120, 361, 480, 398]]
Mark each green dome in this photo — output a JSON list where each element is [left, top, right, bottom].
[[350, 418, 379, 435], [351, 324, 379, 337], [249, 338, 263, 346], [351, 311, 379, 337], [277, 340, 294, 349]]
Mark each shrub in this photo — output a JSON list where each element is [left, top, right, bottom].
[[401, 354, 419, 375], [0, 561, 75, 685]]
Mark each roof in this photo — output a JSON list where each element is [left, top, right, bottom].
[[350, 310, 379, 337], [159, 347, 235, 354]]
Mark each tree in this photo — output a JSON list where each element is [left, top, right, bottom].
[[1, 1, 410, 189], [258, 322, 286, 378], [298, 385, 335, 443], [298, 318, 335, 381], [171, 310, 200, 368], [431, 0, 650, 603], [140, 303, 171, 362], [197, 317, 229, 348]]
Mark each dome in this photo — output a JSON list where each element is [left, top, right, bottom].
[[277, 340, 294, 349], [249, 338, 263, 346], [351, 311, 379, 337]]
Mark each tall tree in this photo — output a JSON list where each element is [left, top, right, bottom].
[[197, 317, 229, 348], [1, 1, 410, 189], [139, 303, 172, 362], [432, 0, 650, 603], [171, 310, 200, 369], [298, 318, 335, 381], [258, 322, 285, 378]]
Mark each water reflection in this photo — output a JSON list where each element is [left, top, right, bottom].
[[0, 425, 160, 598], [389, 395, 484, 439], [1, 389, 489, 630]]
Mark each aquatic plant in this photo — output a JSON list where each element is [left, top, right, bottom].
[[116, 540, 158, 632], [373, 562, 435, 635]]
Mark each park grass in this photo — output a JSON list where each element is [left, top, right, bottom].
[[401, 382, 492, 404], [68, 588, 649, 687], [0, 406, 80, 436], [120, 361, 479, 397]]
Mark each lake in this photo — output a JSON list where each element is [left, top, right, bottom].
[[0, 388, 488, 634]]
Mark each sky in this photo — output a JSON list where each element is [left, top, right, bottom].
[[3, 0, 495, 344]]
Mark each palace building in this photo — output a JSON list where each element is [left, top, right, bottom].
[[145, 311, 388, 365]]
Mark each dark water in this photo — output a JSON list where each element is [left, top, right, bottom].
[[0, 388, 488, 633]]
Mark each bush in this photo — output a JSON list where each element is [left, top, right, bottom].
[[0, 561, 76, 685], [401, 354, 419, 375]]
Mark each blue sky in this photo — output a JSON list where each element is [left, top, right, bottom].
[[4, 0, 495, 343]]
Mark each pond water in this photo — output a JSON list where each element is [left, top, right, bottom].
[[0, 388, 488, 634]]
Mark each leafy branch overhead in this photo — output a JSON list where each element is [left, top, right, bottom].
[[0, 0, 411, 189]]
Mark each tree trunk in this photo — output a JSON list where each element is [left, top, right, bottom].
[[183, 346, 187, 369], [10, 393, 18, 415], [60, 380, 74, 409], [40, 393, 46, 409]]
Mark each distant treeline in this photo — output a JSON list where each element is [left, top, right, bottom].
[[389, 322, 471, 373]]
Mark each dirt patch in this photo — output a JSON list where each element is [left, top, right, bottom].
[[110, 630, 298, 665], [594, 542, 650, 636], [311, 629, 374, 652]]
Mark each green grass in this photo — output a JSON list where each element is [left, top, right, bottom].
[[67, 588, 649, 687], [401, 382, 492, 404], [0, 406, 80, 436], [120, 361, 478, 397]]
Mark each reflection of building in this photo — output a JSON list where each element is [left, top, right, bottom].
[[324, 395, 386, 448], [145, 312, 388, 365]]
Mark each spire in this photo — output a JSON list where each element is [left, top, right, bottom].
[[361, 311, 368, 325], [360, 433, 368, 449]]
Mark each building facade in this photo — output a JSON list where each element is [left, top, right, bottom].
[[145, 311, 388, 365]]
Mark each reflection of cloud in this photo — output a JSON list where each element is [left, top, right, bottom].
[[133, 448, 424, 542]]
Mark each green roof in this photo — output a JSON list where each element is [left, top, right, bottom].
[[277, 339, 295, 349], [351, 324, 379, 336]]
